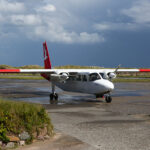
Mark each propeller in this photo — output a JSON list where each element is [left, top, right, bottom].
[[107, 64, 121, 80], [114, 64, 121, 74]]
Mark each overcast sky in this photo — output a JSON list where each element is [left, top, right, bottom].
[[0, 0, 150, 68]]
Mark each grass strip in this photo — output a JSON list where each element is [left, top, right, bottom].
[[113, 78, 150, 82], [0, 76, 44, 80]]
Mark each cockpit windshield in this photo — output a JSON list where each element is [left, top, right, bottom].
[[89, 73, 101, 81]]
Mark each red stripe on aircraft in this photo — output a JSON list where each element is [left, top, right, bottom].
[[139, 69, 150, 72], [0, 69, 20, 73]]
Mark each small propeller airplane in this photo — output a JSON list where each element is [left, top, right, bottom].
[[0, 41, 150, 103]]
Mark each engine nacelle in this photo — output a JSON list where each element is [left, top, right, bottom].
[[107, 72, 116, 79], [51, 73, 69, 82], [59, 72, 69, 81]]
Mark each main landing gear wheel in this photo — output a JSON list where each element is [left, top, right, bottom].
[[49, 84, 58, 104], [105, 95, 112, 103], [50, 93, 58, 100], [49, 93, 58, 104]]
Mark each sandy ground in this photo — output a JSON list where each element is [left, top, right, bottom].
[[0, 79, 150, 150]]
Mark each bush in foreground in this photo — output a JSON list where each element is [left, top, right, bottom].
[[0, 99, 53, 143]]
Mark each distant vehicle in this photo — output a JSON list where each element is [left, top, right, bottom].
[[0, 41, 150, 103]]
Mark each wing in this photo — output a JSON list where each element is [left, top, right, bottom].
[[0, 69, 88, 83], [0, 69, 56, 81], [113, 69, 150, 73], [0, 68, 150, 73], [0, 68, 150, 81], [97, 69, 150, 80], [0, 69, 56, 73], [93, 68, 150, 73], [0, 69, 90, 82]]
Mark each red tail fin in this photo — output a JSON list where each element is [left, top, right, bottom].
[[43, 41, 51, 69], [41, 41, 51, 81]]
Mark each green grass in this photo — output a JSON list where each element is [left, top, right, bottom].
[[0, 99, 53, 143], [118, 75, 150, 78], [0, 64, 43, 69], [54, 65, 103, 69], [0, 76, 44, 80], [113, 78, 150, 82]]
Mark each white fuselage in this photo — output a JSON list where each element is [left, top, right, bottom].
[[52, 78, 114, 95]]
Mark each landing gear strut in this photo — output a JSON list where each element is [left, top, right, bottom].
[[105, 95, 112, 103], [96, 94, 104, 98], [49, 84, 58, 104]]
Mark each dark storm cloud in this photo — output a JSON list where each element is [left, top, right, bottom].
[[0, 0, 150, 67]]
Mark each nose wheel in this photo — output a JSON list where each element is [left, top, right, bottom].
[[105, 95, 112, 103]]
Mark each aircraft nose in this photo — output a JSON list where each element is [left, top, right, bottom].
[[109, 82, 114, 91], [106, 81, 114, 92]]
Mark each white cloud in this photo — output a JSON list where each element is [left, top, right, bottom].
[[0, 0, 105, 44], [122, 0, 150, 24], [94, 23, 110, 31], [0, 0, 25, 13], [78, 32, 103, 43], [36, 4, 56, 12], [33, 23, 104, 44], [11, 15, 41, 26], [94, 22, 138, 31]]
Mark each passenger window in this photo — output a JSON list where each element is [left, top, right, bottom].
[[67, 76, 76, 81], [89, 73, 101, 81], [76, 75, 82, 81], [83, 75, 87, 81]]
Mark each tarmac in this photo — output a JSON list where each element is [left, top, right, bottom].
[[0, 79, 150, 150]]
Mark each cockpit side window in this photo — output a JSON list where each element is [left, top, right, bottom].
[[100, 73, 105, 79], [99, 73, 108, 79], [89, 73, 101, 81]]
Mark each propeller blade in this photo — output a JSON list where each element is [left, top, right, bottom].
[[114, 64, 121, 74]]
